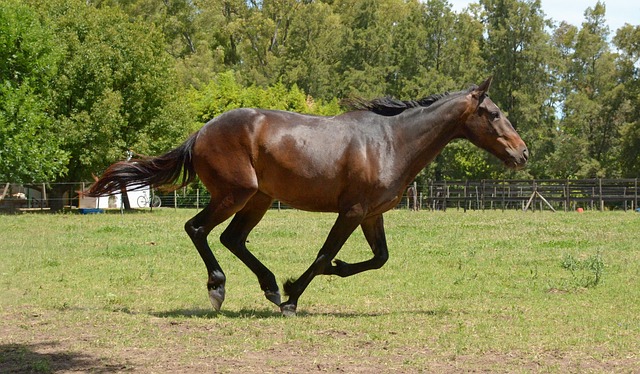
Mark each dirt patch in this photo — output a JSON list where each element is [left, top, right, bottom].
[[1, 306, 637, 373]]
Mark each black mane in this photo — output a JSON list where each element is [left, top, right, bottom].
[[345, 86, 477, 116]]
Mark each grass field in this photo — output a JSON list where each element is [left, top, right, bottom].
[[1, 209, 639, 373]]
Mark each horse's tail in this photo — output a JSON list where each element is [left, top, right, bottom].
[[87, 131, 199, 197]]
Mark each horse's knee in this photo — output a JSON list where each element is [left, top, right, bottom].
[[184, 219, 193, 232], [220, 229, 243, 253], [185, 220, 208, 241], [184, 219, 198, 239]]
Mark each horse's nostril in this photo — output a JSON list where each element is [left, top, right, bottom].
[[522, 148, 529, 161]]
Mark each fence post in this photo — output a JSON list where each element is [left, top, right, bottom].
[[481, 180, 485, 211], [565, 179, 569, 212], [41, 183, 46, 210], [501, 182, 505, 212], [599, 178, 603, 211], [443, 180, 448, 212], [532, 180, 536, 212], [464, 180, 468, 213], [431, 181, 435, 211]]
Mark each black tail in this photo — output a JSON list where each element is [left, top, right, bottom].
[[88, 132, 199, 197]]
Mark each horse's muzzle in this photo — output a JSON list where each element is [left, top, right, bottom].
[[507, 145, 529, 170]]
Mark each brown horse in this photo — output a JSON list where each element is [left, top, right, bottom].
[[89, 77, 527, 316]]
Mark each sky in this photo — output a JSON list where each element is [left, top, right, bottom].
[[447, 0, 639, 33]]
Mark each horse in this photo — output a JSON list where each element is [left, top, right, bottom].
[[88, 77, 528, 316]]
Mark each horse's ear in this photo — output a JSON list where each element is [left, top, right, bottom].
[[472, 76, 493, 99]]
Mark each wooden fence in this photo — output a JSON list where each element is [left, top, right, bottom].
[[421, 179, 639, 212]]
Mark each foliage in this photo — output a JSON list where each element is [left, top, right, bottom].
[[28, 0, 194, 182], [613, 24, 640, 177], [0, 0, 68, 182], [1, 0, 639, 184], [560, 251, 604, 288], [188, 71, 342, 124]]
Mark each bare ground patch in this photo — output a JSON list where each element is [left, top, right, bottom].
[[1, 306, 637, 373]]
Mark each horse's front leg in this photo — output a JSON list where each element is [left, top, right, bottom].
[[322, 214, 389, 277], [280, 204, 365, 316]]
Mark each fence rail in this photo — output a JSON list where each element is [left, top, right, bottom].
[[424, 179, 639, 212], [1, 179, 638, 213]]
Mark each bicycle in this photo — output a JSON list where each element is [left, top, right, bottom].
[[137, 190, 162, 208]]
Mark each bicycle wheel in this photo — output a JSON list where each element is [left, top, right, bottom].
[[136, 195, 147, 208], [151, 195, 161, 208]]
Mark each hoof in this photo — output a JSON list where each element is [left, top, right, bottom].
[[207, 270, 226, 312], [264, 290, 281, 306], [208, 288, 225, 312], [280, 303, 297, 317]]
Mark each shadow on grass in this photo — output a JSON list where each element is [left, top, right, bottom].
[[149, 306, 453, 319], [293, 308, 454, 318], [0, 342, 127, 374], [151, 307, 281, 319]]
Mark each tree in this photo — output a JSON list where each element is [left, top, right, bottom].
[[189, 71, 341, 123], [20, 0, 193, 209], [276, 1, 343, 100], [33, 0, 193, 179], [386, 0, 460, 98], [613, 24, 640, 177], [334, 0, 401, 97], [479, 0, 556, 179], [556, 2, 622, 177], [0, 0, 69, 183]]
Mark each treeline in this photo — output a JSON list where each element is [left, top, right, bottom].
[[1, 0, 639, 191]]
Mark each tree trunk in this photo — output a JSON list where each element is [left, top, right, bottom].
[[121, 187, 131, 210]]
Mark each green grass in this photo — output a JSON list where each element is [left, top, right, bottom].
[[1, 209, 639, 372]]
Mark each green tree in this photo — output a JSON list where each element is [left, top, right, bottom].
[[446, 7, 487, 87], [387, 0, 460, 98], [189, 71, 341, 123], [0, 0, 68, 183], [276, 1, 343, 100], [34, 0, 192, 180], [334, 0, 401, 97], [216, 0, 307, 87], [613, 24, 640, 177], [17, 0, 193, 210], [90, 0, 200, 58], [556, 2, 622, 177]]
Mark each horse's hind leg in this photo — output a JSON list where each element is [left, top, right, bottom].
[[322, 214, 389, 277], [185, 189, 255, 311], [280, 205, 365, 316], [220, 192, 281, 306]]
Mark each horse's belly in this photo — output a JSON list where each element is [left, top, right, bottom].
[[258, 176, 342, 212]]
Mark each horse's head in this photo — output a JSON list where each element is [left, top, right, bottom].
[[459, 77, 528, 170]]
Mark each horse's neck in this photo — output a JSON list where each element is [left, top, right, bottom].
[[390, 99, 465, 183]]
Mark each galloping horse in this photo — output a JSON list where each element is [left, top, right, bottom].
[[89, 77, 528, 316]]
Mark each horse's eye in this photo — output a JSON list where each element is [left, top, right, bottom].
[[490, 111, 500, 121]]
